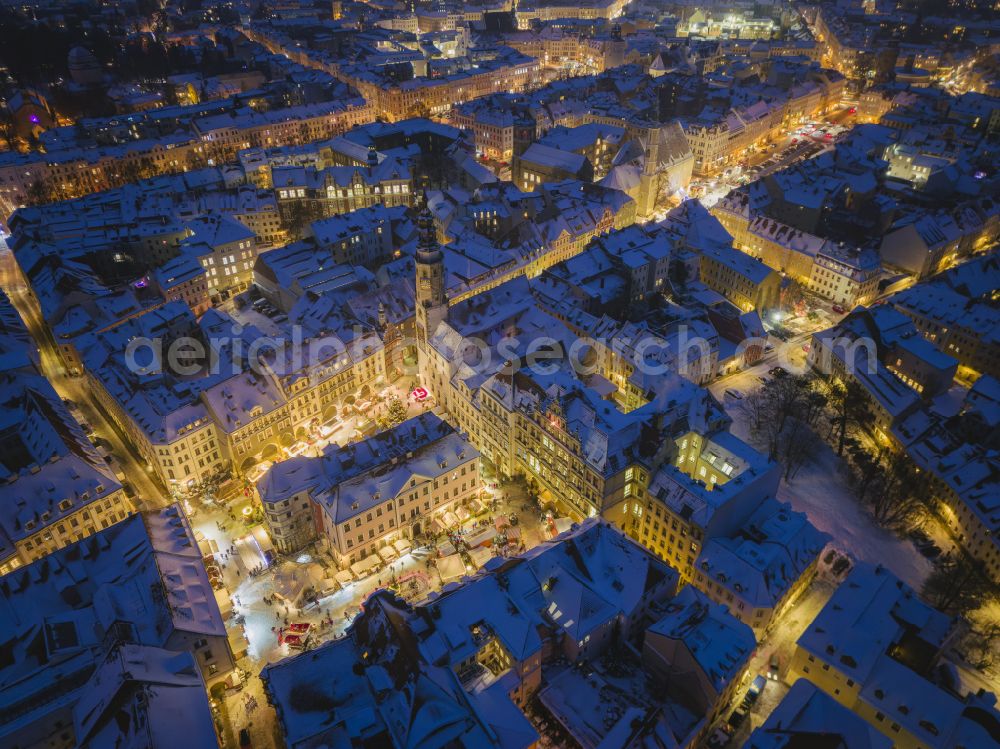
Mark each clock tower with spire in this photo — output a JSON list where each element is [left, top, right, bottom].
[[414, 193, 447, 356]]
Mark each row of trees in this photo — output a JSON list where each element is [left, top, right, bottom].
[[739, 372, 999, 620], [739, 373, 927, 530]]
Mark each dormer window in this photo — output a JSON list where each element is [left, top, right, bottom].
[[58, 499, 73, 511]]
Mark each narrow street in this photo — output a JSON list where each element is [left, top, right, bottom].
[[0, 237, 169, 510], [708, 579, 837, 746]]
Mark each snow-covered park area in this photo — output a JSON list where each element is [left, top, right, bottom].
[[716, 382, 934, 590], [773, 432, 933, 590]]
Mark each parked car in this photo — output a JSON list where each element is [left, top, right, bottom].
[[728, 707, 748, 728], [239, 728, 252, 748], [766, 653, 781, 680], [832, 304, 846, 314], [769, 366, 789, 378], [707, 726, 732, 748], [919, 544, 942, 559]]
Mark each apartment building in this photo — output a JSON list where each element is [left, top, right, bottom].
[[81, 304, 230, 490], [714, 196, 882, 308], [82, 301, 387, 489], [892, 280, 1000, 383], [152, 254, 211, 317], [0, 94, 371, 223], [249, 22, 541, 123], [259, 413, 478, 563], [880, 213, 962, 278], [809, 246, 881, 309], [515, 142, 594, 191], [787, 563, 999, 749], [515, 0, 630, 25], [621, 428, 781, 584], [685, 101, 787, 177], [0, 372, 133, 575], [699, 243, 780, 313], [893, 379, 1000, 580], [809, 318, 923, 437], [746, 680, 892, 749], [308, 203, 407, 268], [451, 95, 538, 161], [418, 260, 710, 523], [535, 122, 625, 181], [202, 330, 386, 476], [272, 159, 415, 226], [643, 586, 755, 731], [0, 505, 233, 749], [691, 498, 829, 635], [182, 214, 259, 302]]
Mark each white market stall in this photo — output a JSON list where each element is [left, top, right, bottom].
[[393, 538, 412, 556], [437, 553, 466, 584], [214, 588, 233, 620], [252, 525, 275, 558], [437, 539, 456, 556], [335, 569, 355, 586], [350, 555, 381, 579], [272, 563, 329, 606], [468, 546, 494, 570], [466, 526, 498, 548]]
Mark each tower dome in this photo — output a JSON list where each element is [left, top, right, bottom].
[[68, 46, 102, 86]]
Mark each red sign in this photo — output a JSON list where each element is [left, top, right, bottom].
[[411, 387, 429, 402]]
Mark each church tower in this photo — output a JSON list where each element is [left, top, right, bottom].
[[414, 193, 447, 354]]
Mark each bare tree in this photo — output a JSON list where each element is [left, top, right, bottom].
[[847, 440, 885, 506], [745, 375, 825, 476], [26, 177, 54, 205], [960, 619, 1000, 671], [868, 451, 927, 529], [776, 415, 822, 480], [821, 377, 871, 456], [923, 553, 998, 616]]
